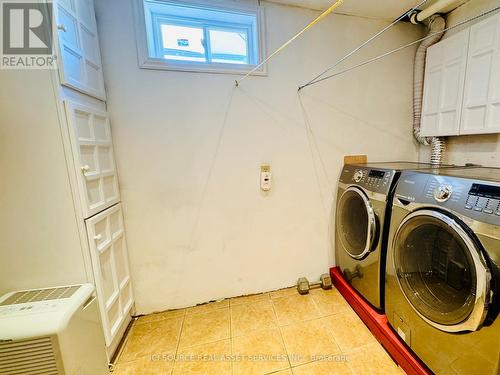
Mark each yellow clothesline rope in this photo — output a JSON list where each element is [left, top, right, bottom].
[[235, 0, 345, 87]]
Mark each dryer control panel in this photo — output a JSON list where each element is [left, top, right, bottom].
[[366, 169, 390, 189], [339, 166, 393, 195]]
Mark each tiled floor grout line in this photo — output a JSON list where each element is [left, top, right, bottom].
[[231, 296, 279, 375], [308, 292, 325, 318], [229, 301, 235, 375], [170, 311, 186, 375], [323, 306, 378, 374], [312, 301, 345, 359], [270, 295, 293, 373], [284, 292, 344, 374]]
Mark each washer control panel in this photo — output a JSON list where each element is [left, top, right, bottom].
[[465, 183, 500, 216], [397, 171, 500, 226]]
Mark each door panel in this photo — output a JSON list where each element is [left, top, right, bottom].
[[77, 0, 97, 30], [462, 13, 500, 134], [99, 246, 116, 303], [57, 7, 79, 46], [336, 187, 377, 259], [81, 26, 100, 64], [421, 29, 469, 137], [55, 0, 106, 100], [86, 204, 134, 346], [65, 100, 120, 218], [393, 210, 489, 332]]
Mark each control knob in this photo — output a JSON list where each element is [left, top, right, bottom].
[[353, 170, 364, 183], [434, 185, 453, 203]]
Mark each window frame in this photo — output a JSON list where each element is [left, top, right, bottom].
[[133, 0, 267, 75]]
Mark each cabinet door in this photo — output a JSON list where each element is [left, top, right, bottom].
[[461, 13, 500, 135], [64, 100, 120, 218], [86, 204, 134, 348], [55, 0, 106, 100], [421, 29, 469, 137]]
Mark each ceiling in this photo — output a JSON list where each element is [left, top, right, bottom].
[[267, 0, 469, 20]]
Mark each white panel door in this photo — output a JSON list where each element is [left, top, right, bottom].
[[421, 29, 470, 137], [461, 13, 500, 135], [55, 0, 106, 100], [64, 100, 120, 218], [86, 204, 134, 348]]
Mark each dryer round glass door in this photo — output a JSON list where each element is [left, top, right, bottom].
[[393, 210, 490, 332], [337, 186, 377, 259]]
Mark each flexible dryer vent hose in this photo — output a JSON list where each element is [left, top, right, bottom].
[[430, 137, 446, 165], [413, 15, 446, 165]]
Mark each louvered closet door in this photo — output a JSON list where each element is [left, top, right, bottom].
[[86, 204, 134, 347], [55, 0, 106, 100], [64, 100, 120, 218], [461, 13, 500, 134], [421, 29, 469, 137]]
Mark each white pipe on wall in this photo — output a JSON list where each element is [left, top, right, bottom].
[[411, 0, 463, 23]]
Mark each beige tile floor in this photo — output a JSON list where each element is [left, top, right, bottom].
[[113, 287, 406, 375]]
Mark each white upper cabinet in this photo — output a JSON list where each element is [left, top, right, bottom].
[[55, 0, 106, 100], [421, 13, 500, 137], [421, 29, 469, 137], [64, 100, 120, 218], [461, 12, 500, 135]]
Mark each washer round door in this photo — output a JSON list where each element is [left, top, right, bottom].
[[337, 186, 377, 260], [393, 209, 491, 332]]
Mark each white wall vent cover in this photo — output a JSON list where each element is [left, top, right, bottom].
[[0, 337, 58, 375]]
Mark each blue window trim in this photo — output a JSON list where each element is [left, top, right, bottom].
[[134, 0, 266, 75]]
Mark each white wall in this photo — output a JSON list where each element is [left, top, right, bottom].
[[419, 0, 500, 166], [0, 70, 88, 294], [95, 0, 422, 313]]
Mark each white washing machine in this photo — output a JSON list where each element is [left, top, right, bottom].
[[335, 162, 442, 311], [386, 167, 500, 375]]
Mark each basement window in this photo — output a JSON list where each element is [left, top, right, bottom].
[[136, 0, 265, 74]]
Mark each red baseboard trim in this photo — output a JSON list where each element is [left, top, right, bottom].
[[330, 266, 432, 375]]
